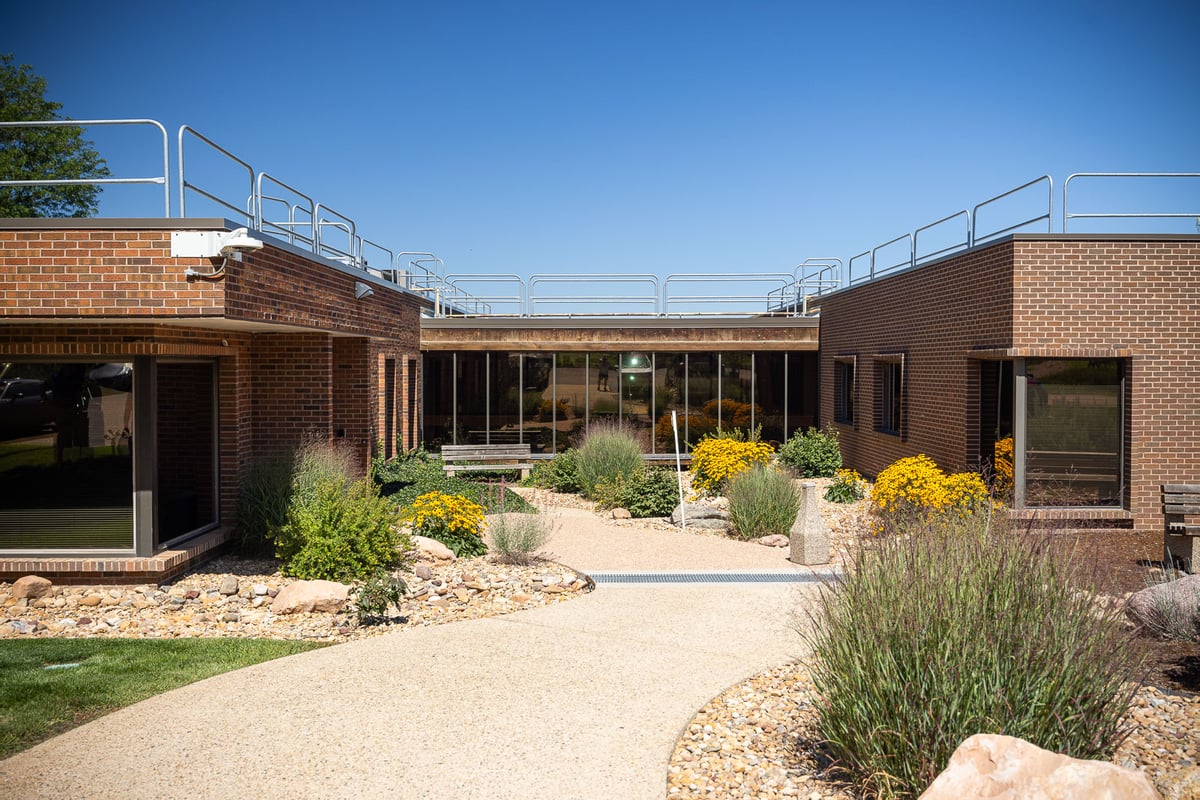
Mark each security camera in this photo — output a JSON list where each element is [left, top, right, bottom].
[[218, 228, 264, 257]]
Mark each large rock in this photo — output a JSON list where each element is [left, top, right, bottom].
[[670, 503, 729, 526], [757, 534, 790, 548], [270, 580, 350, 614], [789, 482, 830, 565], [1125, 573, 1200, 632], [919, 734, 1162, 800], [412, 535, 456, 564], [11, 575, 52, 599]]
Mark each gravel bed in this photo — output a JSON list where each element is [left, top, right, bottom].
[[0, 554, 591, 642]]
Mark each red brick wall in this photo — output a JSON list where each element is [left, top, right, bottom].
[[1011, 238, 1200, 533], [249, 333, 333, 458], [818, 242, 1015, 477]]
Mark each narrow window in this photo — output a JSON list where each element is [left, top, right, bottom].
[[834, 357, 855, 425], [874, 355, 904, 437]]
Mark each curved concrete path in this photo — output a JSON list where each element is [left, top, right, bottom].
[[1, 506, 829, 799]]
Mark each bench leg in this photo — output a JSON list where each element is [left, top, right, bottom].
[[1165, 533, 1199, 573]]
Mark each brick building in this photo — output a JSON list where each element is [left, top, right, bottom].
[[0, 218, 426, 583], [817, 233, 1200, 548]]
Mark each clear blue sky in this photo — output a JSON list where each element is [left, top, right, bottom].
[[4, 0, 1198, 287]]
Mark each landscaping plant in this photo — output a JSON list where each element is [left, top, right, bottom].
[[353, 572, 408, 626], [489, 513, 553, 565], [404, 490, 488, 557], [802, 515, 1145, 798], [869, 453, 991, 536], [726, 463, 800, 539], [823, 468, 866, 504], [234, 457, 294, 556], [525, 448, 583, 494], [593, 465, 680, 517], [575, 422, 644, 498], [778, 426, 842, 477], [689, 434, 774, 494]]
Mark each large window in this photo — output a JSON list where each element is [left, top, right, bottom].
[[0, 361, 134, 550], [1021, 358, 1122, 508]]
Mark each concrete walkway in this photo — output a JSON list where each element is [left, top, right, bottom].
[[1, 507, 830, 799]]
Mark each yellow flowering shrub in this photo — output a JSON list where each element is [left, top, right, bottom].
[[824, 468, 867, 503], [869, 454, 993, 536], [403, 491, 487, 557], [992, 436, 1014, 498], [690, 437, 774, 494]]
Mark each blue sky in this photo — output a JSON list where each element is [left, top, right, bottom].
[[4, 0, 1198, 291]]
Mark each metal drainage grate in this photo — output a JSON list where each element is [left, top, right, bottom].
[[589, 571, 838, 585]]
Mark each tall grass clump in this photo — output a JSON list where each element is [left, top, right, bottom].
[[575, 422, 644, 498], [726, 463, 800, 539], [234, 457, 294, 556], [802, 515, 1145, 798], [489, 513, 554, 565]]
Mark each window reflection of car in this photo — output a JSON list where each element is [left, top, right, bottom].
[[0, 378, 55, 436]]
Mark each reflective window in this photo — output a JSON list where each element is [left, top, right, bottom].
[[653, 352, 687, 453], [686, 353, 718, 445], [555, 353, 588, 451], [523, 353, 557, 453], [491, 352, 521, 444], [156, 362, 216, 543], [589, 352, 620, 423], [756, 353, 787, 446], [0, 362, 134, 549], [1023, 358, 1122, 507]]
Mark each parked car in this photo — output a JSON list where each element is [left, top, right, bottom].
[[0, 378, 55, 437]]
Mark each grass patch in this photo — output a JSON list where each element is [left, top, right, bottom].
[[0, 638, 326, 759]]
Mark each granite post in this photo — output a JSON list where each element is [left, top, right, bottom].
[[790, 482, 830, 565]]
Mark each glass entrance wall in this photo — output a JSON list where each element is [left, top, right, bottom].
[[0, 361, 135, 549], [156, 362, 217, 544], [1020, 358, 1123, 508], [422, 351, 817, 454]]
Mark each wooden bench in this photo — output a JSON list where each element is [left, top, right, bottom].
[[1163, 483, 1200, 572], [441, 444, 535, 479]]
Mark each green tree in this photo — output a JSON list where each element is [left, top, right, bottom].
[[0, 54, 109, 217]]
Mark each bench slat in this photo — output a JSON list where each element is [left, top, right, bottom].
[[1164, 483, 1200, 493], [1168, 523, 1200, 535], [1166, 504, 1200, 515]]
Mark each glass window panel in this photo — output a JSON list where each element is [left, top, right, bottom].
[[455, 353, 487, 444], [490, 352, 521, 445], [421, 353, 454, 449], [0, 361, 134, 549], [522, 353, 557, 453], [755, 352, 787, 446], [590, 352, 620, 424], [653, 352, 687, 454], [1023, 358, 1122, 508], [157, 362, 216, 543], [789, 352, 818, 435], [686, 353, 718, 446], [618, 351, 653, 448], [721, 353, 755, 432], [555, 353, 588, 451]]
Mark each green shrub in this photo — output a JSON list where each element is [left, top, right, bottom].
[[374, 447, 444, 488], [235, 458, 294, 556], [778, 426, 842, 477], [489, 513, 553, 565], [354, 572, 408, 625], [726, 464, 800, 539], [272, 475, 406, 581], [525, 448, 583, 494], [823, 468, 866, 504], [383, 464, 534, 515], [803, 516, 1144, 797], [593, 466, 681, 517], [576, 423, 644, 498]]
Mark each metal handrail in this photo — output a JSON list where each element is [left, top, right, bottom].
[[794, 257, 844, 288], [256, 172, 315, 247], [0, 119, 171, 216], [358, 238, 393, 270], [848, 250, 872, 285], [972, 175, 1052, 244], [442, 274, 527, 315], [663, 272, 792, 315], [314, 204, 357, 264], [528, 274, 660, 315], [1063, 172, 1200, 231], [871, 233, 914, 279], [178, 125, 255, 224], [914, 209, 971, 265]]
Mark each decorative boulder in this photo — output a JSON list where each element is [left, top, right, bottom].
[[670, 503, 729, 526], [757, 534, 790, 548], [1125, 574, 1200, 632], [11, 575, 53, 599], [270, 580, 350, 614], [611, 508, 632, 520], [412, 535, 456, 564], [919, 734, 1162, 800]]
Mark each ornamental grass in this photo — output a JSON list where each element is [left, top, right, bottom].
[[801, 514, 1145, 798], [576, 422, 644, 498], [726, 463, 800, 539]]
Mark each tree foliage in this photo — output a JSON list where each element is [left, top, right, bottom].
[[1, 54, 109, 218]]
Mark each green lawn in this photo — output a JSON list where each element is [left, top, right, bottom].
[[0, 638, 328, 759]]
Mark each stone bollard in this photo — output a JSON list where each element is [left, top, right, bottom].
[[790, 482, 830, 565]]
